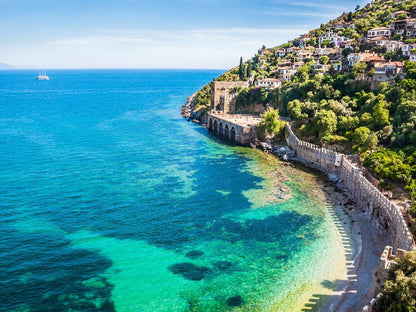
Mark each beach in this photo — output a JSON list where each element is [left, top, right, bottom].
[[280, 161, 386, 312]]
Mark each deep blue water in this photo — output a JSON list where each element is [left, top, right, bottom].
[[0, 70, 345, 312]]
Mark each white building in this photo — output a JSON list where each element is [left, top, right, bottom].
[[367, 27, 391, 38], [318, 31, 349, 47], [278, 67, 297, 81], [255, 78, 282, 90], [370, 36, 402, 52], [373, 62, 404, 81], [402, 43, 416, 56], [275, 49, 286, 58]]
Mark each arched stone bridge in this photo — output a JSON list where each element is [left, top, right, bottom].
[[207, 113, 261, 145]]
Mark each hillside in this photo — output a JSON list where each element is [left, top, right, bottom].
[[189, 0, 416, 233]]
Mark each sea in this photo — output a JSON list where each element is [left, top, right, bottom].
[[0, 69, 349, 312]]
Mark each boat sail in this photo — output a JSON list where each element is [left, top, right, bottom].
[[37, 69, 50, 80]]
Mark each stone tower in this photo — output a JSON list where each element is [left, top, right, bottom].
[[210, 81, 249, 114]]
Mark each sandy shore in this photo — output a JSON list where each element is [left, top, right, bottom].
[[235, 150, 387, 311], [317, 182, 386, 312], [284, 162, 387, 312]]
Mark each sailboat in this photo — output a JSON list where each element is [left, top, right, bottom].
[[36, 69, 50, 80]]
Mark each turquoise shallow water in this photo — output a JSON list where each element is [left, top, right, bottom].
[[0, 69, 346, 311]]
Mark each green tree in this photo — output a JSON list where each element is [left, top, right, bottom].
[[352, 126, 370, 149], [321, 39, 334, 47], [239, 57, 245, 80], [307, 38, 317, 47], [352, 126, 378, 152], [339, 115, 359, 132], [246, 61, 252, 79], [314, 109, 337, 138], [287, 100, 308, 120], [319, 55, 330, 65], [352, 62, 367, 79], [372, 101, 390, 129], [258, 109, 286, 138], [375, 251, 416, 312]]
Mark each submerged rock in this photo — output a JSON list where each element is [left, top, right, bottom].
[[168, 262, 210, 281], [213, 261, 233, 271], [226, 295, 244, 307], [185, 250, 204, 259]]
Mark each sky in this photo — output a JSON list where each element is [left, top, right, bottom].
[[0, 0, 367, 69]]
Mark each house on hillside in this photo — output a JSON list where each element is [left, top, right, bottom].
[[402, 43, 416, 56], [292, 61, 306, 70], [367, 36, 402, 52], [311, 63, 330, 73], [410, 51, 416, 62], [299, 34, 312, 46], [367, 27, 391, 38], [405, 19, 416, 38], [373, 62, 404, 81], [318, 31, 349, 48], [347, 52, 376, 67], [258, 48, 271, 58], [364, 55, 386, 69], [342, 39, 355, 51], [314, 47, 335, 57], [286, 47, 301, 54], [296, 50, 313, 61], [277, 67, 297, 81], [255, 78, 282, 90], [332, 22, 355, 30], [330, 60, 343, 72], [387, 10, 410, 21], [390, 19, 416, 38], [276, 49, 286, 58]]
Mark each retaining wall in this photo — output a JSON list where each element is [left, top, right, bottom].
[[285, 123, 414, 251]]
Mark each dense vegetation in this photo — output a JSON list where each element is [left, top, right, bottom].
[[279, 61, 416, 216], [375, 251, 416, 311], [258, 109, 286, 140], [235, 87, 275, 109]]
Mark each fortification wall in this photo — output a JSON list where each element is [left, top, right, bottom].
[[285, 123, 414, 251], [285, 123, 342, 173]]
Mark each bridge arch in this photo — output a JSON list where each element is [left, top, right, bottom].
[[208, 118, 213, 130], [213, 120, 218, 132], [224, 124, 229, 138], [219, 122, 224, 136], [230, 126, 236, 141]]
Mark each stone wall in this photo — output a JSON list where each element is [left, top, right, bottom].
[[210, 81, 249, 114], [285, 123, 343, 173], [285, 123, 414, 251]]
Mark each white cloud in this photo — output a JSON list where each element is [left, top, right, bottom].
[[5, 27, 308, 68], [269, 0, 348, 11], [262, 10, 337, 18], [52, 27, 307, 46]]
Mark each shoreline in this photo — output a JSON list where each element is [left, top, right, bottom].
[[237, 147, 386, 311], [286, 161, 386, 312]]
